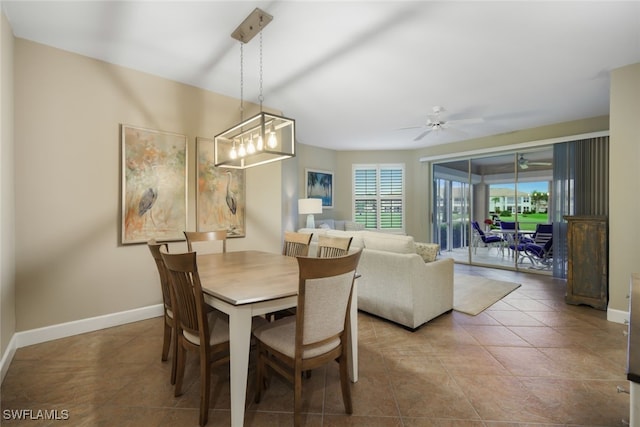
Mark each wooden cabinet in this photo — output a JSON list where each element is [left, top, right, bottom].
[[564, 215, 608, 310]]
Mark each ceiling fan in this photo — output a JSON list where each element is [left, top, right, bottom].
[[518, 154, 552, 169], [400, 106, 485, 141]]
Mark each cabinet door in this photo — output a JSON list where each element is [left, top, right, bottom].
[[565, 216, 608, 310]]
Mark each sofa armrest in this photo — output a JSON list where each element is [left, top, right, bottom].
[[357, 250, 453, 329], [412, 257, 454, 322]]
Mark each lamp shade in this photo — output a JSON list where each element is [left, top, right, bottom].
[[298, 198, 322, 214]]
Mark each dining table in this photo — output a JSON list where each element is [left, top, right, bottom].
[[196, 250, 359, 427]]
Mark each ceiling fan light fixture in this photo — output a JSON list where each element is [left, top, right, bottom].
[[404, 106, 485, 141]]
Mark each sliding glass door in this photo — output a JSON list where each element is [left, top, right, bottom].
[[433, 148, 554, 274], [433, 161, 470, 256]]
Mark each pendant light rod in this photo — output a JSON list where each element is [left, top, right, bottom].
[[231, 8, 273, 43]]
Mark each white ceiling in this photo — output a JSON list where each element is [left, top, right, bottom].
[[3, 1, 639, 151]]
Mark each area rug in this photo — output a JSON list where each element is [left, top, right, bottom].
[[453, 274, 521, 315]]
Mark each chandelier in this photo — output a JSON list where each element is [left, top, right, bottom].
[[214, 8, 295, 169]]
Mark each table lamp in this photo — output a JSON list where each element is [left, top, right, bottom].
[[298, 198, 322, 228]]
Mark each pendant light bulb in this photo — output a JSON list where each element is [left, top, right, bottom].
[[247, 136, 256, 154], [257, 134, 264, 151], [268, 131, 277, 149], [230, 141, 238, 159], [238, 142, 247, 157]]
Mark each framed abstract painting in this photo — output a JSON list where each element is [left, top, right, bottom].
[[196, 137, 246, 237], [121, 125, 187, 244]]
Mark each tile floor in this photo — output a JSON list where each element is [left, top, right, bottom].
[[1, 264, 631, 426]]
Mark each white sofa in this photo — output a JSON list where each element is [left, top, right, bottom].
[[297, 228, 454, 330], [314, 219, 364, 231]]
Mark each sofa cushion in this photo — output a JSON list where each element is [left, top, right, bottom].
[[415, 242, 439, 262], [316, 219, 335, 229], [333, 220, 346, 230], [344, 221, 364, 231], [361, 231, 415, 254], [326, 229, 364, 249]]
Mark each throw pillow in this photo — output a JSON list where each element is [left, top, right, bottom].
[[415, 242, 439, 262]]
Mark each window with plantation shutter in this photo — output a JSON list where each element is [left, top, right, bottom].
[[353, 164, 404, 231]]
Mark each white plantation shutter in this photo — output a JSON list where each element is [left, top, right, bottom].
[[353, 164, 404, 231]]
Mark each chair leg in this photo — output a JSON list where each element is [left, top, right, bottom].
[[199, 349, 211, 427], [294, 366, 303, 427], [338, 353, 353, 414], [170, 325, 178, 385], [174, 340, 186, 397], [254, 346, 264, 403], [162, 319, 171, 361]]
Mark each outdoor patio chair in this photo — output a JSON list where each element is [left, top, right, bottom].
[[522, 223, 554, 268], [471, 220, 504, 254]]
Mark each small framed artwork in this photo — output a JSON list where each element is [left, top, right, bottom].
[[196, 137, 246, 237], [305, 168, 333, 208], [121, 125, 187, 244]]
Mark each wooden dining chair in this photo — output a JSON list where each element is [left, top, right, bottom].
[[316, 235, 353, 258], [267, 232, 314, 322], [253, 250, 362, 427], [282, 231, 313, 257], [184, 230, 227, 254], [160, 249, 230, 427], [147, 239, 178, 385]]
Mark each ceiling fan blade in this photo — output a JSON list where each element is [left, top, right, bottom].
[[446, 117, 485, 126], [395, 125, 424, 131], [413, 129, 432, 141], [528, 162, 552, 166]]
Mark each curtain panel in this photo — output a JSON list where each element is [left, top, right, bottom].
[[552, 136, 609, 278]]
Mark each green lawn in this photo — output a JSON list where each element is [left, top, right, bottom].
[[496, 212, 549, 230]]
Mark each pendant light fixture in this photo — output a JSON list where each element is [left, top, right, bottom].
[[214, 8, 296, 169]]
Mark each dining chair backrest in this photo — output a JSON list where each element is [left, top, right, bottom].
[[296, 250, 362, 350], [184, 230, 227, 254], [148, 239, 172, 311], [282, 232, 313, 257], [316, 235, 353, 258], [160, 250, 208, 340], [148, 239, 179, 385]]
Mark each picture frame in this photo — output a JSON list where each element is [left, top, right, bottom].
[[121, 125, 187, 244], [196, 137, 246, 237], [305, 168, 333, 208]]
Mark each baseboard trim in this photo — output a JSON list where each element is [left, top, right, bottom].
[[608, 307, 630, 325], [14, 304, 164, 349], [1, 304, 163, 383], [1, 334, 17, 383]]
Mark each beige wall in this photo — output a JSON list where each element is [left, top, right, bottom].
[[609, 63, 640, 314], [1, 11, 16, 360], [13, 39, 285, 331]]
